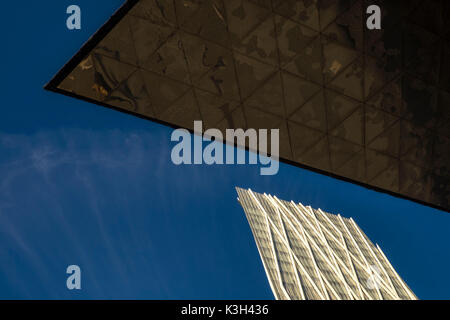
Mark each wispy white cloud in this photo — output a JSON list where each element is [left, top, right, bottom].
[[0, 127, 173, 298]]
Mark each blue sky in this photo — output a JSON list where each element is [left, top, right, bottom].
[[0, 1, 449, 299]]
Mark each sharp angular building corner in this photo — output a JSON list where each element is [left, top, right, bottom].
[[236, 187, 417, 300], [46, 0, 450, 213]]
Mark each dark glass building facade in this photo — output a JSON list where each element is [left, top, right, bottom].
[[47, 0, 450, 212]]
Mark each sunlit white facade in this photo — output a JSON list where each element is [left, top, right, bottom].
[[236, 187, 417, 300]]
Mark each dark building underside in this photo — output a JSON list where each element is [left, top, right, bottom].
[[46, 0, 450, 212]]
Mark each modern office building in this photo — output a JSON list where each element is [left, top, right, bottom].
[[236, 187, 417, 300], [46, 0, 449, 212]]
